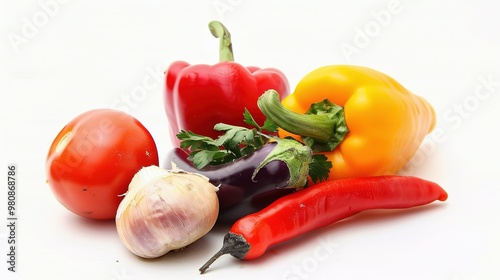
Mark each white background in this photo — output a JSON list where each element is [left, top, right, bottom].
[[1, 0, 500, 279]]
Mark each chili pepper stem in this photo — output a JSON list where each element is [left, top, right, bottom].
[[257, 90, 349, 152], [208, 21, 234, 62], [199, 232, 250, 274]]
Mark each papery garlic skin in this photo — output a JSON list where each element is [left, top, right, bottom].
[[116, 165, 219, 258]]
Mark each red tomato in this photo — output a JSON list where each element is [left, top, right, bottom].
[[46, 109, 159, 220]]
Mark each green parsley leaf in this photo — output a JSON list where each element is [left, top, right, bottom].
[[243, 107, 278, 133], [177, 130, 219, 150], [308, 154, 332, 184], [243, 108, 260, 128], [176, 110, 271, 169], [189, 150, 231, 169], [262, 118, 278, 133], [213, 123, 262, 151]]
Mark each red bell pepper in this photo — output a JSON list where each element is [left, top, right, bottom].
[[164, 21, 290, 146]]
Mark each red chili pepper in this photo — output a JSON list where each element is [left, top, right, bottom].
[[199, 175, 447, 273], [164, 21, 290, 146]]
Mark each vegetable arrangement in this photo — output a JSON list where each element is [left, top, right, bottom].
[[44, 20, 448, 273]]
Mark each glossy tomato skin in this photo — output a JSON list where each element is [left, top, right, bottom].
[[46, 109, 159, 220]]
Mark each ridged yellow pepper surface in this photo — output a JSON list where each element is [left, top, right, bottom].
[[258, 65, 436, 180]]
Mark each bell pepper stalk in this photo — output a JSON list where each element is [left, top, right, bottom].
[[209, 20, 233, 61], [164, 21, 290, 147], [257, 65, 436, 180], [258, 90, 349, 152]]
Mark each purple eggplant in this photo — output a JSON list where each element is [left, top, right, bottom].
[[163, 142, 296, 224]]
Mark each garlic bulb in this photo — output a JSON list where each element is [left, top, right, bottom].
[[116, 165, 219, 258]]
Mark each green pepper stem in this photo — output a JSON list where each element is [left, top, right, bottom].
[[208, 21, 234, 62], [257, 90, 349, 152], [258, 90, 334, 142]]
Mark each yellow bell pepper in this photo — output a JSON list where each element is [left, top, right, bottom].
[[257, 65, 436, 180]]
